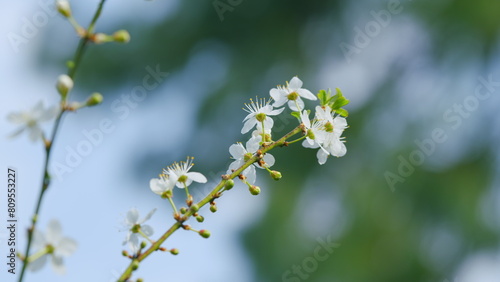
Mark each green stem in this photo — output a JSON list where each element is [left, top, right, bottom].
[[18, 1, 107, 281], [286, 135, 307, 145], [117, 125, 303, 281], [26, 247, 50, 265], [137, 230, 154, 245], [184, 183, 190, 199], [167, 197, 178, 214]]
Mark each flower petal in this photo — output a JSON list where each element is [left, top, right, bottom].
[[142, 224, 154, 236], [263, 153, 275, 167], [149, 178, 164, 195], [268, 106, 285, 116], [126, 208, 139, 225], [51, 255, 66, 275], [241, 119, 257, 134], [269, 88, 282, 101], [289, 77, 303, 90], [263, 117, 274, 130], [141, 208, 157, 223], [288, 98, 304, 112], [229, 143, 246, 159], [245, 165, 256, 184], [298, 88, 317, 100], [28, 254, 48, 272], [56, 237, 78, 257], [317, 148, 329, 165], [46, 220, 63, 244], [246, 136, 261, 153], [187, 172, 207, 183]]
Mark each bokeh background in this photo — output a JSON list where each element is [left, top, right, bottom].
[[1, 0, 500, 281]]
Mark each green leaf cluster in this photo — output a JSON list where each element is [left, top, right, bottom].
[[317, 88, 350, 117]]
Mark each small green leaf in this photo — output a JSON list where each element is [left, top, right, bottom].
[[291, 111, 301, 120], [335, 108, 349, 117]]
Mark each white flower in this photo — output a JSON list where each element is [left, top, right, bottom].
[[56, 74, 73, 96], [302, 106, 348, 165], [270, 76, 317, 111], [149, 173, 175, 196], [227, 138, 275, 184], [7, 101, 58, 142], [241, 97, 284, 134], [122, 208, 156, 253], [29, 220, 77, 275], [300, 110, 326, 148], [164, 157, 207, 189]]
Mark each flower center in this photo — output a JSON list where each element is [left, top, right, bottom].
[[131, 224, 141, 233], [178, 175, 188, 183], [307, 129, 315, 140], [287, 91, 298, 101], [324, 121, 334, 133], [255, 113, 267, 122], [46, 244, 55, 254]]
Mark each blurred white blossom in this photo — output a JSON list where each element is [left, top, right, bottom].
[[7, 101, 58, 142]]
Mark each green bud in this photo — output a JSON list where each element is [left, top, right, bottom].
[[270, 170, 282, 181], [56, 0, 71, 18], [56, 74, 73, 98], [249, 185, 260, 196], [170, 248, 179, 255], [196, 215, 204, 223], [180, 207, 187, 214], [140, 241, 147, 249], [131, 260, 139, 270], [210, 204, 217, 213], [224, 179, 234, 190], [190, 204, 199, 213], [199, 229, 211, 239], [113, 30, 131, 43], [137, 279, 144, 282], [122, 250, 129, 257], [85, 92, 103, 107]]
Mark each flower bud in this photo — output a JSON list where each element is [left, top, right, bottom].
[[56, 74, 73, 98], [196, 215, 204, 223], [224, 179, 234, 190], [270, 170, 282, 181], [210, 203, 217, 213], [113, 29, 131, 43], [131, 260, 139, 270], [140, 241, 147, 249], [56, 0, 71, 18], [122, 250, 129, 257], [180, 207, 187, 214], [137, 279, 144, 282], [249, 185, 261, 196], [85, 92, 103, 107], [170, 248, 179, 255], [199, 229, 211, 239], [190, 204, 199, 213]]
